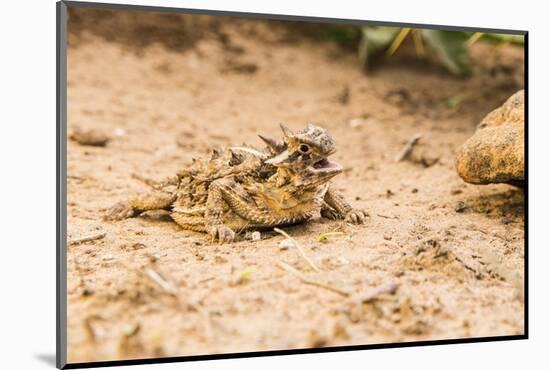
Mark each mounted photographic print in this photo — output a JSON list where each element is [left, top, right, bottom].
[[56, 1, 527, 368]]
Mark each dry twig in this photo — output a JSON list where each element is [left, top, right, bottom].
[[355, 282, 399, 303], [395, 134, 422, 162], [68, 232, 106, 246], [377, 214, 398, 220], [144, 268, 178, 295], [276, 261, 350, 297], [273, 228, 320, 272], [122, 262, 214, 339]]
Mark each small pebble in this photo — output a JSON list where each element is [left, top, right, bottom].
[[70, 127, 110, 147], [455, 201, 467, 213], [348, 118, 367, 128], [251, 231, 261, 241], [336, 256, 350, 265], [213, 255, 227, 264], [279, 239, 294, 251]]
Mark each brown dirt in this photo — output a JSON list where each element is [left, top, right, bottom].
[[65, 7, 525, 363]]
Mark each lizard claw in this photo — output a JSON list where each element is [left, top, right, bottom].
[[321, 207, 340, 220], [103, 201, 136, 221], [345, 210, 368, 225], [209, 225, 236, 244]]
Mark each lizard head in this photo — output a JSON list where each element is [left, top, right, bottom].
[[262, 123, 343, 187]]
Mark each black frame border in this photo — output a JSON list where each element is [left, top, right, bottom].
[[56, 1, 529, 369]]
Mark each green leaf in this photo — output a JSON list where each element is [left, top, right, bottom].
[[323, 26, 361, 45], [237, 267, 254, 285], [483, 33, 525, 44], [317, 231, 345, 243], [359, 27, 400, 69], [446, 94, 465, 109], [421, 30, 472, 76]]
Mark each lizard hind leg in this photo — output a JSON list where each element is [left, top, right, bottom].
[[104, 191, 176, 221], [204, 179, 238, 243], [170, 212, 208, 233]]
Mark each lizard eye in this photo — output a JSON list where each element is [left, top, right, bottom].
[[299, 144, 310, 153]]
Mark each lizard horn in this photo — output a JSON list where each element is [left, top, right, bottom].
[[258, 134, 287, 153], [210, 148, 221, 160], [258, 134, 278, 149], [279, 123, 294, 138]]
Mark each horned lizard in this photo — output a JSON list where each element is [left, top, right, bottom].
[[105, 124, 367, 243]]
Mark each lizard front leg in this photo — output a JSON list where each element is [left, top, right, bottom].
[[205, 179, 237, 243], [104, 191, 175, 221], [321, 185, 367, 224]]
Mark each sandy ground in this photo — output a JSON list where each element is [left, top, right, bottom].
[[65, 8, 525, 363]]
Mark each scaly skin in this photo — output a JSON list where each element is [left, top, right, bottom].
[[105, 124, 367, 243]]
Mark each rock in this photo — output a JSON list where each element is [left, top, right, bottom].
[[278, 239, 294, 251], [70, 127, 110, 147], [455, 90, 524, 186], [251, 231, 261, 241]]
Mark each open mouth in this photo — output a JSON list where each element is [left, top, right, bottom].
[[311, 158, 343, 172]]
